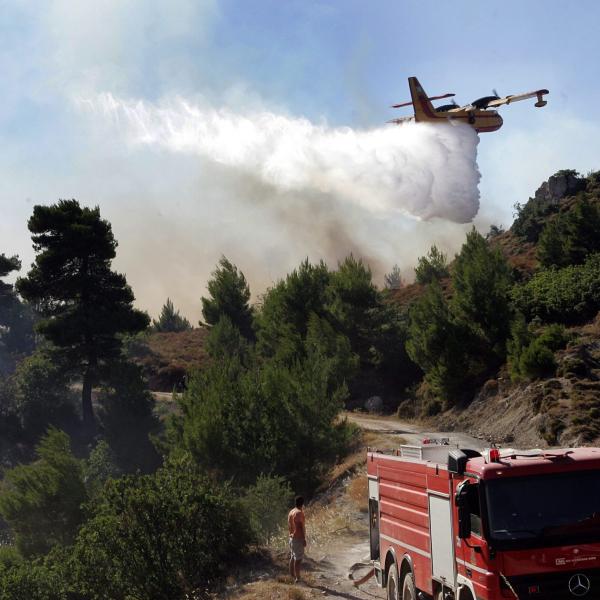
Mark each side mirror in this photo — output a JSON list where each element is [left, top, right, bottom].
[[455, 482, 472, 539]]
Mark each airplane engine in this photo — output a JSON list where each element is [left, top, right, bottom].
[[535, 92, 547, 108]]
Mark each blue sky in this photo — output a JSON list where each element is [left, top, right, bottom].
[[2, 0, 600, 318]]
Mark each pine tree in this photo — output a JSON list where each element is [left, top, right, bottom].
[[414, 245, 449, 284], [152, 298, 191, 332], [16, 200, 149, 431], [201, 257, 254, 340], [384, 264, 403, 290], [451, 228, 512, 354]]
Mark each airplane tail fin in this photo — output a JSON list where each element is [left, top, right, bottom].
[[408, 77, 437, 121]]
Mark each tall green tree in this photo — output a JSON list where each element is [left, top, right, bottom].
[[451, 228, 512, 355], [152, 298, 191, 332], [406, 282, 477, 402], [16, 200, 149, 430], [256, 259, 330, 361], [327, 255, 380, 365], [0, 428, 87, 557], [414, 245, 449, 284], [170, 353, 351, 490], [201, 256, 254, 340]]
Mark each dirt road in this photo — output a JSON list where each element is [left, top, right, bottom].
[[286, 413, 485, 599]]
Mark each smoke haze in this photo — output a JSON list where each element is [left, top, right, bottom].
[[68, 93, 484, 321]]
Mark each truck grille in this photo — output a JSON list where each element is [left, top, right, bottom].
[[505, 568, 600, 599]]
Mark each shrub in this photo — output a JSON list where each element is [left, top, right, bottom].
[[511, 254, 600, 324], [241, 474, 293, 544], [0, 560, 67, 600], [519, 343, 556, 380], [70, 455, 250, 600], [13, 348, 78, 442], [0, 429, 87, 557], [414, 245, 449, 284], [169, 354, 353, 490], [508, 323, 568, 381]]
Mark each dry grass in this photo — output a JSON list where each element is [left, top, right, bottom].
[[347, 475, 368, 513], [128, 329, 209, 391], [226, 581, 311, 599]]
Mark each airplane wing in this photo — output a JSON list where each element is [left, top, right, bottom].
[[391, 93, 455, 109], [486, 89, 549, 108]]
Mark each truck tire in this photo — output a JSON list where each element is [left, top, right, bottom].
[[402, 572, 416, 600], [386, 566, 400, 600]]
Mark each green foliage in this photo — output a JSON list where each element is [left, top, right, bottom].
[[255, 256, 415, 393], [256, 259, 330, 361], [407, 230, 512, 404], [205, 314, 249, 362], [507, 313, 531, 380], [511, 253, 600, 324], [12, 348, 77, 442], [508, 322, 567, 381], [0, 558, 68, 600], [16, 200, 150, 429], [152, 298, 191, 332], [201, 256, 254, 340], [537, 197, 600, 267], [0, 375, 20, 444], [170, 354, 352, 490], [511, 199, 559, 242], [97, 360, 161, 474], [0, 253, 35, 373], [327, 256, 381, 366], [406, 282, 482, 403], [84, 440, 122, 497], [0, 429, 87, 557], [241, 474, 293, 544], [305, 314, 358, 394], [70, 455, 249, 600], [452, 228, 512, 354], [414, 245, 449, 284]]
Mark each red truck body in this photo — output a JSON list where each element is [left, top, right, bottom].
[[367, 444, 600, 600]]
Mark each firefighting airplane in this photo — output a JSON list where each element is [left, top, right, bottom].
[[389, 76, 549, 133]]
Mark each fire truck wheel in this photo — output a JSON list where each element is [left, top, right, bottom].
[[402, 572, 416, 600], [386, 566, 400, 600]]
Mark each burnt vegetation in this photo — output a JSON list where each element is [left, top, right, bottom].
[[2, 171, 600, 596]]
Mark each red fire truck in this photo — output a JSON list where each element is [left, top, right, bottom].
[[367, 443, 600, 600]]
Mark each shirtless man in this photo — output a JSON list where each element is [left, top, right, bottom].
[[288, 496, 306, 583]]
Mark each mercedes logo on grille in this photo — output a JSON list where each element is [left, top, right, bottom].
[[569, 573, 591, 597]]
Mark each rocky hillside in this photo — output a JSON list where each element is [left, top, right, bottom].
[[424, 169, 600, 449]]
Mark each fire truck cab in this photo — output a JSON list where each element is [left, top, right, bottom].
[[367, 444, 600, 600]]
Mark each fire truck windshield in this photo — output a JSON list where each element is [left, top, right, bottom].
[[484, 469, 600, 549]]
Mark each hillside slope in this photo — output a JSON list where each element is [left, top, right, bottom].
[[420, 169, 600, 448]]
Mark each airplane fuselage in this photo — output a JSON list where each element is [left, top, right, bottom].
[[412, 90, 504, 133]]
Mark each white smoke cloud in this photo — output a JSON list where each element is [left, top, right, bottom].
[[80, 93, 481, 223]]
